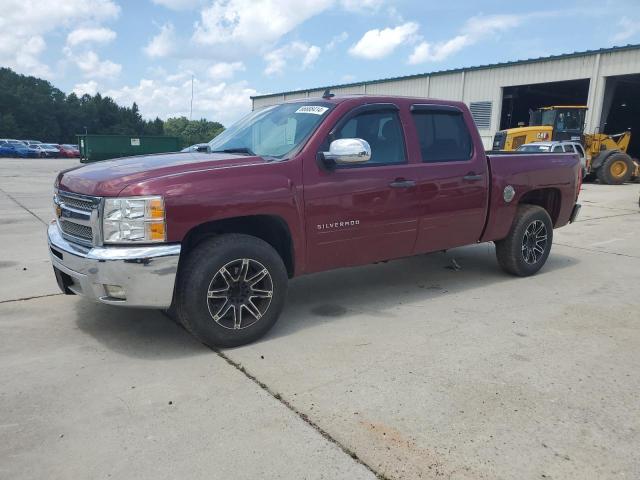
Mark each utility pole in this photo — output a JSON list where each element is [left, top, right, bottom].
[[189, 74, 194, 120]]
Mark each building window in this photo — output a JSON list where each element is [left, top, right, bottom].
[[469, 101, 492, 130]]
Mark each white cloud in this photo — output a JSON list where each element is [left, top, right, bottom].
[[144, 23, 177, 58], [105, 78, 257, 125], [73, 80, 99, 96], [340, 0, 384, 12], [8, 36, 52, 78], [264, 41, 321, 76], [0, 0, 119, 77], [302, 45, 321, 68], [349, 22, 419, 59], [409, 14, 522, 64], [166, 71, 193, 83], [386, 5, 403, 23], [151, 0, 206, 9], [326, 32, 348, 50], [192, 0, 333, 51], [66, 27, 116, 47], [208, 61, 245, 80], [74, 51, 122, 79], [611, 17, 640, 43], [147, 0, 392, 61]]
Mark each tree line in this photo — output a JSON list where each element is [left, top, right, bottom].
[[0, 67, 224, 146]]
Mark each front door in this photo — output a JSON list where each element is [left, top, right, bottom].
[[303, 105, 421, 273]]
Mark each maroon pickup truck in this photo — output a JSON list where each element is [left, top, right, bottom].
[[49, 95, 581, 347]]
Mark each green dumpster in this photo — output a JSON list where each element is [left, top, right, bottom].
[[77, 134, 181, 163]]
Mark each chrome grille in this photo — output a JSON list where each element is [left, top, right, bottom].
[[55, 191, 102, 246], [58, 193, 94, 211], [59, 220, 92, 240]]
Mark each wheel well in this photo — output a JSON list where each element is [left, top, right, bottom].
[[181, 215, 295, 277], [518, 188, 561, 225]]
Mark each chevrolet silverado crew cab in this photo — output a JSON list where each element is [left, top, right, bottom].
[[49, 95, 582, 347]]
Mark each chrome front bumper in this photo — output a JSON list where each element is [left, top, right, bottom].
[[48, 222, 180, 308]]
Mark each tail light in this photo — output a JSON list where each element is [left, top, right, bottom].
[[576, 168, 582, 201]]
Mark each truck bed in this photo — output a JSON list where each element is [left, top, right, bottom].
[[481, 152, 581, 242]]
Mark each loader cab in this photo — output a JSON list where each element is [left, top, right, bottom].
[[529, 106, 587, 143]]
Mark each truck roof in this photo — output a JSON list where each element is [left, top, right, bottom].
[[278, 94, 466, 107]]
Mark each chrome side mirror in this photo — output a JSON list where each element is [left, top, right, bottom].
[[322, 138, 371, 165]]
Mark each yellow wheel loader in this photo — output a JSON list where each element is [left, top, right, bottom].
[[493, 106, 638, 184]]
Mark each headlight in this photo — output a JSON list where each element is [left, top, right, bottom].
[[53, 188, 61, 219], [102, 196, 166, 244]]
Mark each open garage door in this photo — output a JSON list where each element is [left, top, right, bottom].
[[500, 79, 590, 130], [600, 74, 640, 159]]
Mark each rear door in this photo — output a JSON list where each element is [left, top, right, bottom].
[[303, 103, 422, 273], [407, 104, 489, 253]]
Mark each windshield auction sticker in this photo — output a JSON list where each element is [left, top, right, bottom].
[[295, 106, 329, 115]]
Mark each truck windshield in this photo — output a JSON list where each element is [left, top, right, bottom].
[[208, 102, 333, 158], [529, 109, 555, 127]]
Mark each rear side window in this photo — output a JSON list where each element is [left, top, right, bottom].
[[411, 110, 473, 162], [562, 144, 575, 153], [575, 144, 585, 157], [552, 145, 563, 152]]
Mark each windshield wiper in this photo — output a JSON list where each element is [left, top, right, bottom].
[[211, 147, 256, 156]]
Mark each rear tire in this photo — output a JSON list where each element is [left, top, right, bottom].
[[597, 152, 633, 185], [495, 205, 553, 277], [175, 234, 288, 348]]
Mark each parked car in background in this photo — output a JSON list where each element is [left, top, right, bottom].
[[27, 145, 47, 157], [13, 143, 41, 158], [22, 140, 42, 146], [517, 141, 587, 177], [181, 143, 210, 153], [58, 144, 80, 158], [0, 142, 19, 157], [0, 139, 27, 146], [38, 143, 62, 157]]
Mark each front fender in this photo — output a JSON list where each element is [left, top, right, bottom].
[[118, 159, 306, 274]]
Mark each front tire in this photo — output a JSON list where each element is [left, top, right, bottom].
[[175, 234, 288, 348], [597, 152, 633, 185], [495, 205, 553, 277]]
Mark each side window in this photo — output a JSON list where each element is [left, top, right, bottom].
[[552, 145, 563, 152], [411, 110, 473, 162], [332, 110, 406, 166], [575, 144, 585, 157], [563, 144, 575, 153]]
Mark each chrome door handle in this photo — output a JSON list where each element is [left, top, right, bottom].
[[463, 173, 483, 181], [389, 179, 416, 188]]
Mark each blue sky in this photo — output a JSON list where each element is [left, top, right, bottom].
[[1, 0, 639, 125]]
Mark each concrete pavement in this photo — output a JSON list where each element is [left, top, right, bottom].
[[1, 158, 638, 479]]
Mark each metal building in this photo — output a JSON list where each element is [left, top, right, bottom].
[[251, 44, 640, 155]]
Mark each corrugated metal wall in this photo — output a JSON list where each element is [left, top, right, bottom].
[[251, 48, 640, 149]]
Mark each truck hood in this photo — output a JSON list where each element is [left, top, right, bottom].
[[57, 152, 268, 196]]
